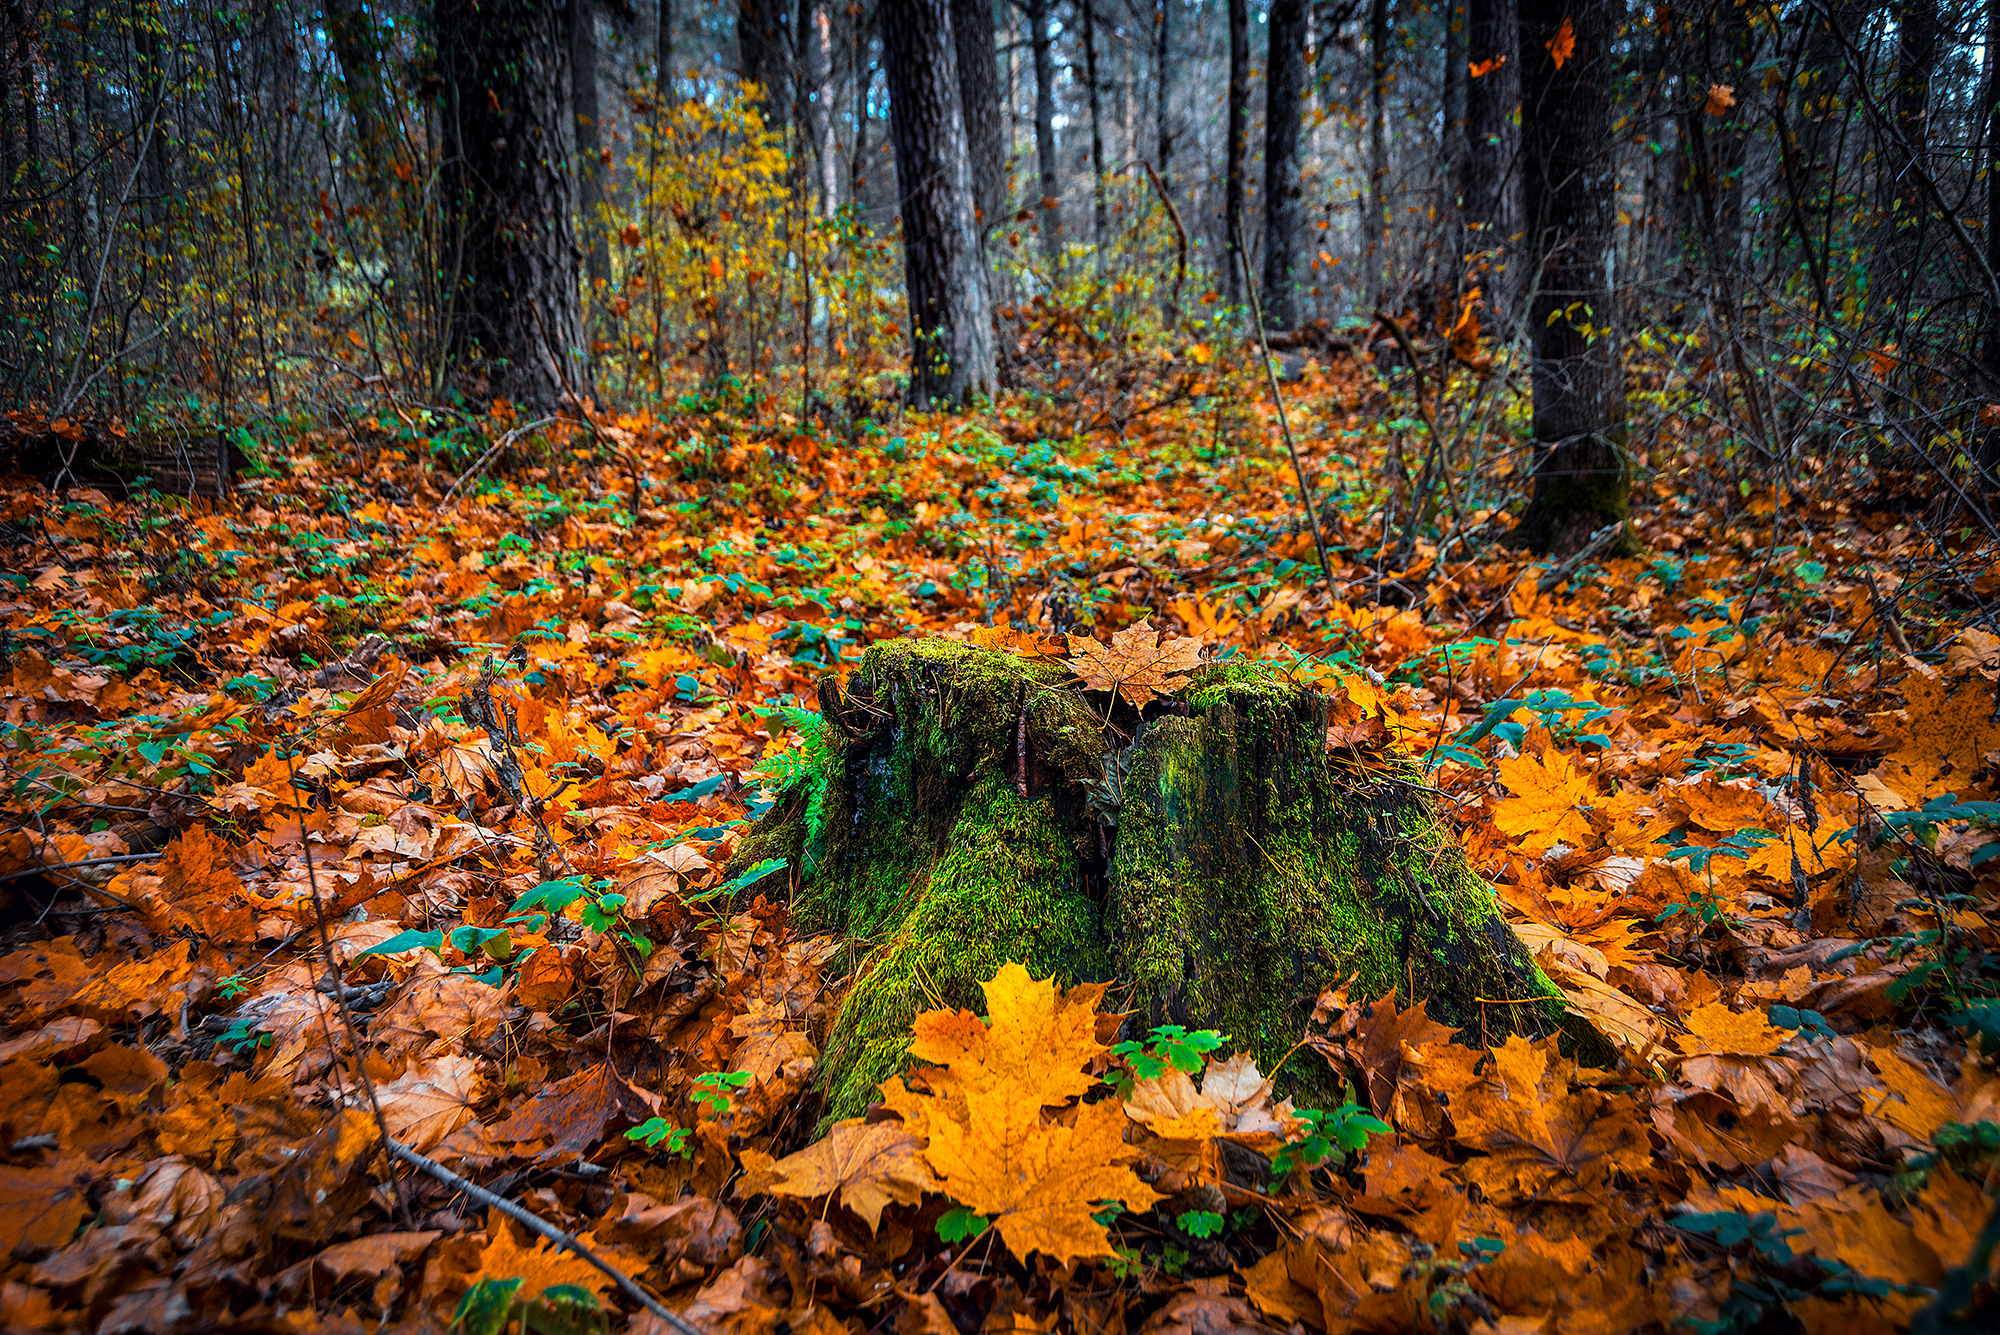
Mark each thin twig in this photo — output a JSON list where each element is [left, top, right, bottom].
[[0, 852, 163, 884], [1233, 211, 1338, 598], [1140, 161, 1188, 328], [381, 1135, 705, 1335]]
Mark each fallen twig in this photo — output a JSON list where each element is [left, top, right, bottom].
[[382, 1135, 705, 1335]]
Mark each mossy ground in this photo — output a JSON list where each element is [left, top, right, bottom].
[[737, 638, 1570, 1122]]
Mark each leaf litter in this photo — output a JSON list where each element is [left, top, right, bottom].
[[0, 389, 1997, 1332]]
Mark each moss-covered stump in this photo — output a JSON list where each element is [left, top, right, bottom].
[[736, 638, 1567, 1120]]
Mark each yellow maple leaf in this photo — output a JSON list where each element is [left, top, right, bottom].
[[889, 963, 1160, 1265], [1490, 748, 1596, 852], [925, 1085, 1161, 1266], [1065, 619, 1204, 707], [740, 1118, 939, 1230], [1678, 1002, 1787, 1058]]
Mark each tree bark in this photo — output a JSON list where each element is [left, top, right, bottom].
[[1460, 0, 1517, 320], [325, 0, 395, 198], [656, 0, 675, 99], [1156, 0, 1173, 183], [1367, 0, 1389, 307], [1224, 0, 1249, 307], [1513, 0, 1625, 556], [1877, 0, 1936, 310], [1024, 0, 1061, 260], [1081, 0, 1109, 251], [881, 0, 998, 405], [1263, 0, 1307, 328], [437, 0, 592, 411], [570, 0, 612, 294], [734, 640, 1571, 1123], [739, 0, 790, 124], [951, 0, 1005, 233]]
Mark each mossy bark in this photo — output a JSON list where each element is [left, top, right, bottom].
[[739, 639, 1569, 1121]]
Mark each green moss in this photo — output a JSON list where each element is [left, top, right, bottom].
[[731, 638, 1582, 1125]]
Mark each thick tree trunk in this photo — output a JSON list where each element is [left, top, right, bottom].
[[438, 0, 591, 411], [1263, 0, 1307, 328], [881, 0, 998, 405], [1224, 0, 1249, 307], [739, 0, 790, 123], [951, 0, 1005, 232], [325, 0, 395, 197], [735, 639, 1571, 1122], [1460, 0, 1517, 321], [1514, 0, 1626, 556]]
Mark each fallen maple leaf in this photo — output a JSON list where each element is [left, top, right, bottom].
[[1490, 748, 1596, 853], [474, 1219, 621, 1302], [1065, 618, 1204, 707], [740, 1118, 939, 1229], [1704, 82, 1735, 115]]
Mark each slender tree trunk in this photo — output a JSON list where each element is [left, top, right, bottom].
[[739, 0, 790, 124], [881, 0, 997, 404], [951, 0, 1004, 231], [1263, 0, 1307, 327], [1025, 0, 1060, 259], [1442, 0, 1466, 282], [438, 0, 591, 411], [813, 2, 842, 214], [1367, 0, 1389, 307], [1877, 0, 1936, 308], [1224, 0, 1249, 306], [1460, 0, 1517, 321], [570, 0, 611, 294], [1980, 0, 2000, 488], [1156, 0, 1173, 182], [657, 0, 675, 99], [1514, 0, 1625, 555], [1081, 0, 1108, 251]]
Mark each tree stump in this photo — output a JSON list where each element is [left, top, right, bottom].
[[734, 638, 1569, 1120]]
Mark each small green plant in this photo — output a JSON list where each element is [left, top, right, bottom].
[[623, 1117, 693, 1157], [1270, 1103, 1392, 1178], [936, 1205, 991, 1242], [1106, 1024, 1225, 1094], [690, 1070, 753, 1117], [452, 1277, 607, 1335], [1175, 1209, 1225, 1239], [217, 972, 254, 1001], [216, 1016, 272, 1057]]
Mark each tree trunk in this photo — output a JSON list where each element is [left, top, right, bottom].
[[325, 0, 395, 198], [1877, 0, 1936, 312], [1262, 0, 1307, 328], [1460, 0, 1517, 321], [739, 0, 790, 124], [1513, 0, 1626, 556], [1024, 0, 1060, 260], [951, 0, 1005, 233], [437, 0, 591, 411], [881, 0, 998, 405], [1155, 0, 1173, 182], [657, 0, 675, 99], [1224, 0, 1249, 307], [1081, 0, 1109, 252], [1367, 0, 1389, 307], [734, 640, 1572, 1123], [570, 0, 612, 294]]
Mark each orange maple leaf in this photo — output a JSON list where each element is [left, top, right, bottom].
[[1547, 16, 1576, 69], [740, 1119, 939, 1230], [1065, 618, 1204, 707], [1490, 748, 1596, 852], [1704, 82, 1736, 116], [1468, 53, 1508, 78]]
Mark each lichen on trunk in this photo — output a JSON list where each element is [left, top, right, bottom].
[[735, 638, 1568, 1121]]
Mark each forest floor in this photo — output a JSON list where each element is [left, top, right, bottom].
[[2, 351, 1998, 1335]]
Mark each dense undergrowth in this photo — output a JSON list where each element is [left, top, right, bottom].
[[2, 338, 1999, 1334]]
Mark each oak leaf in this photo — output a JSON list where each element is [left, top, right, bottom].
[[1065, 618, 1203, 707]]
